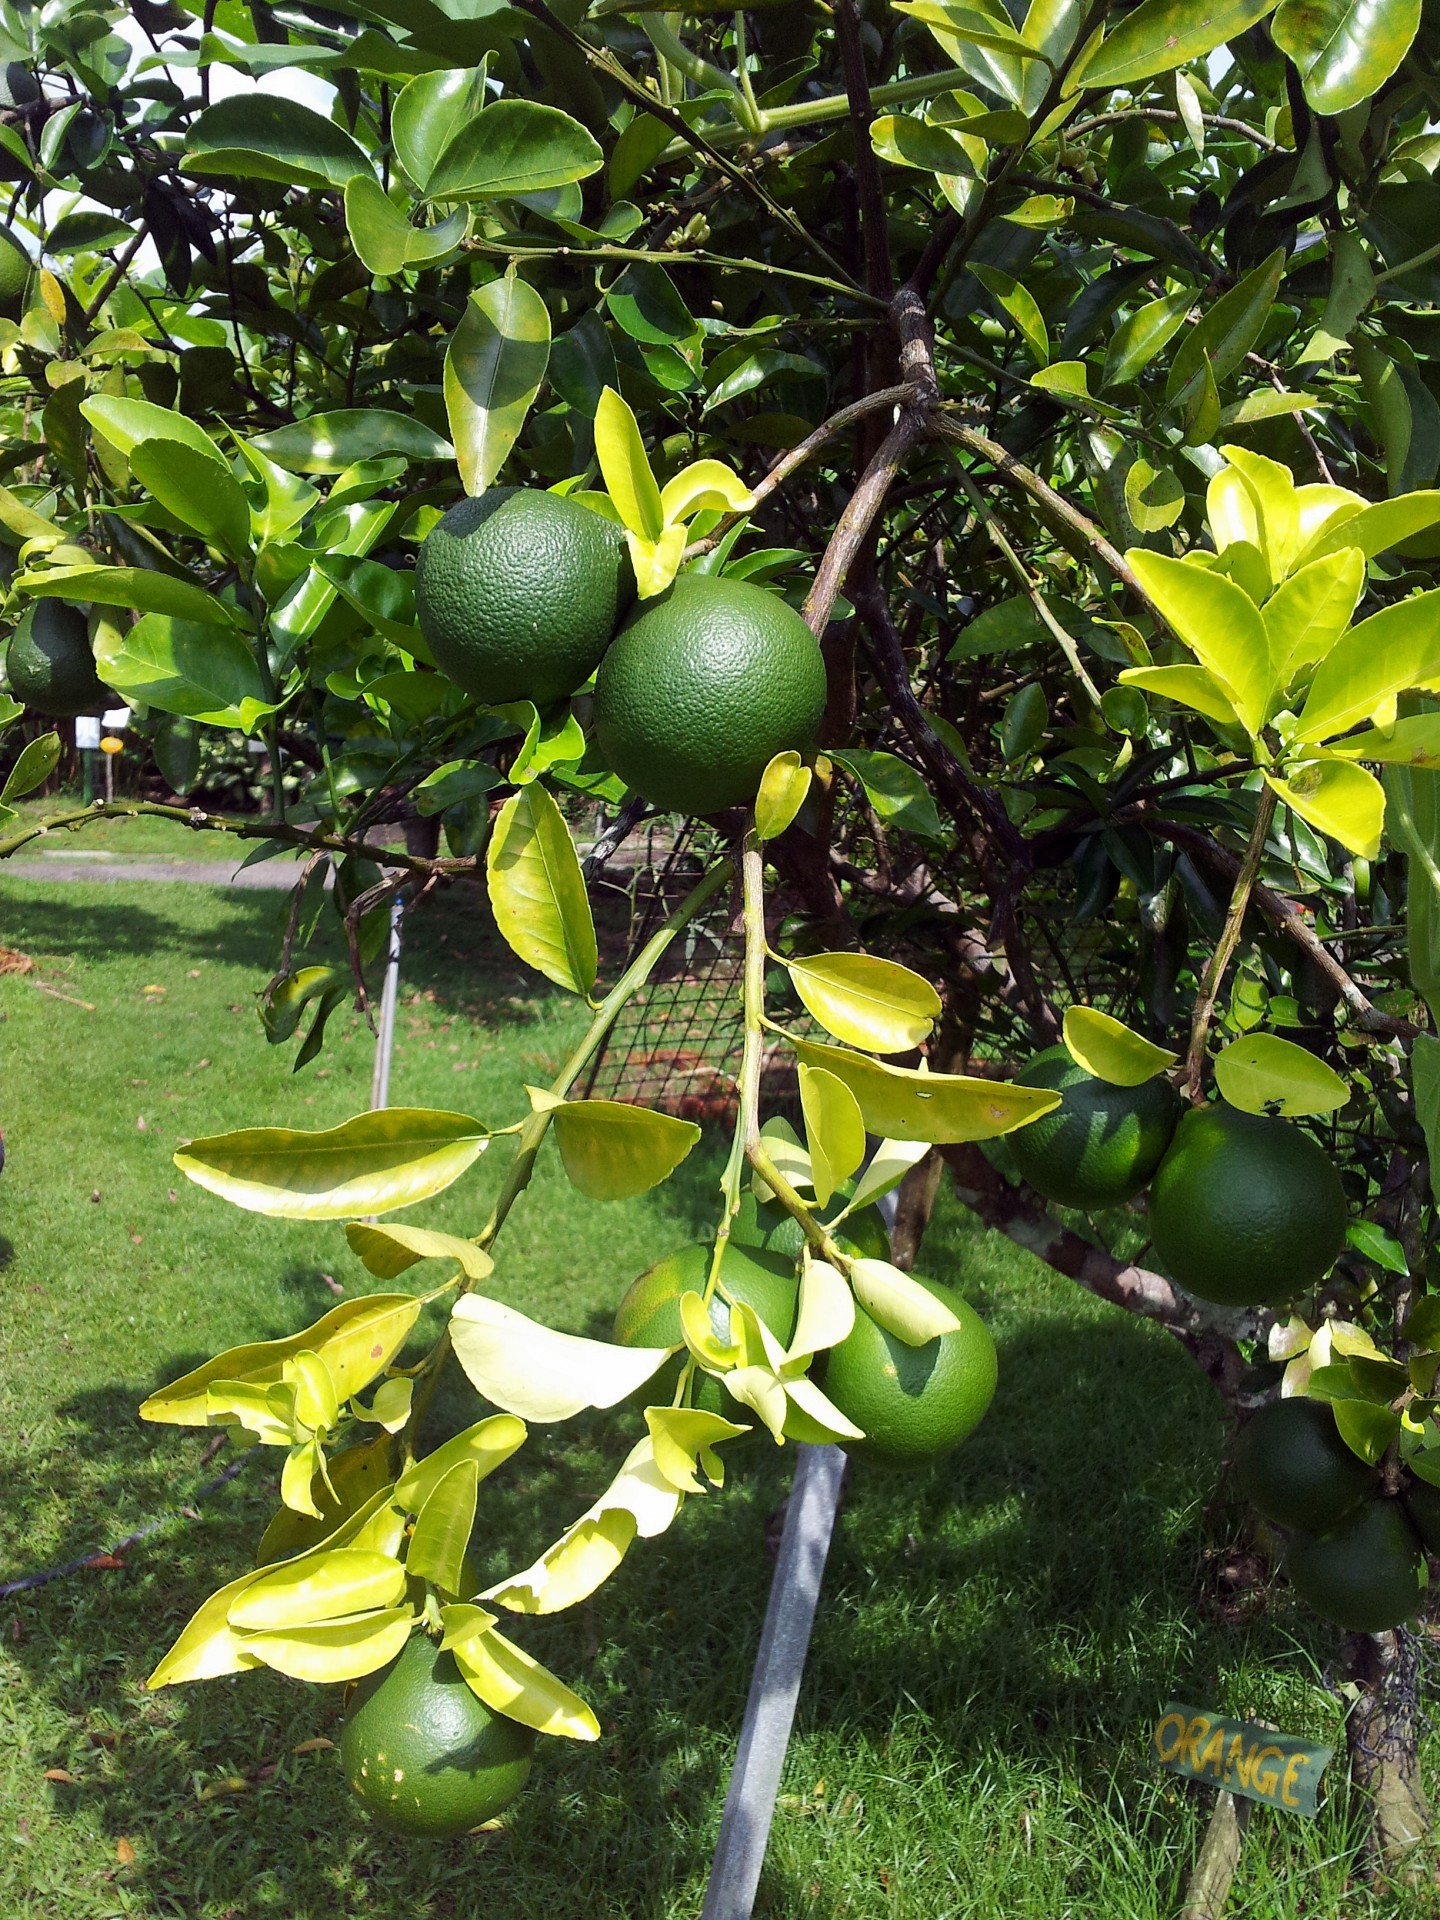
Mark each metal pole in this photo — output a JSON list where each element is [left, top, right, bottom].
[[700, 1442, 847, 1920], [370, 893, 404, 1111]]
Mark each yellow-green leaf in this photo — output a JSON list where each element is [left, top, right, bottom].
[[450, 1295, 674, 1421], [1062, 1006, 1176, 1086], [405, 1460, 478, 1593], [1127, 550, 1280, 736], [344, 1221, 494, 1283], [550, 1098, 701, 1201], [228, 1550, 407, 1631], [1329, 710, 1440, 767], [787, 1258, 856, 1360], [1266, 758, 1385, 858], [787, 952, 942, 1055], [174, 1110, 489, 1220], [395, 1416, 528, 1514], [793, 1037, 1060, 1143], [1264, 548, 1366, 683], [1215, 1034, 1350, 1117], [147, 1567, 269, 1688], [141, 1294, 423, 1425], [1117, 664, 1243, 728], [595, 385, 662, 541], [849, 1256, 964, 1347], [237, 1607, 413, 1683], [798, 1065, 866, 1208], [450, 1622, 601, 1740], [754, 751, 812, 840], [484, 1510, 637, 1614], [644, 1407, 751, 1494], [486, 784, 597, 996], [624, 523, 687, 600], [1294, 590, 1440, 742], [658, 459, 754, 525]]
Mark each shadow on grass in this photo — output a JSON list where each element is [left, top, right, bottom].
[[0, 1285, 1363, 1920]]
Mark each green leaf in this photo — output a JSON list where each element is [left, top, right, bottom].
[[93, 614, 276, 730], [1413, 1030, 1440, 1208], [1005, 193, 1073, 226], [425, 100, 603, 203], [486, 785, 597, 996], [1332, 1398, 1402, 1465], [1265, 549, 1365, 682], [792, 1037, 1061, 1143], [237, 1607, 413, 1683], [393, 66, 488, 194], [80, 394, 229, 468], [394, 1416, 528, 1514], [1127, 551, 1278, 735], [1117, 664, 1243, 728], [1082, 0, 1280, 88], [406, 1460, 479, 1593], [845, 1138, 930, 1214], [1298, 492, 1440, 567], [1266, 758, 1385, 859], [973, 265, 1049, 365], [594, 385, 663, 541], [830, 748, 945, 840], [849, 1256, 965, 1346], [130, 440, 252, 560], [0, 730, 60, 804], [485, 1508, 636, 1616], [798, 1065, 867, 1208], [184, 96, 373, 193], [547, 1097, 700, 1201], [47, 211, 134, 255], [608, 262, 700, 350], [450, 1294, 674, 1421], [344, 1222, 495, 1283], [1386, 752, 1440, 1027], [1214, 1034, 1349, 1115], [249, 411, 453, 474], [1124, 459, 1185, 531], [1346, 1219, 1409, 1274], [754, 751, 812, 840], [228, 1549, 407, 1631], [1295, 590, 1440, 741], [787, 951, 942, 1055], [141, 1294, 423, 1425], [444, 277, 551, 498], [448, 1617, 600, 1740], [1273, 0, 1420, 114], [17, 565, 247, 630], [1062, 1005, 1176, 1084], [174, 1108, 490, 1220], [1166, 249, 1286, 407], [147, 1565, 269, 1687], [871, 113, 984, 176], [344, 175, 468, 275]]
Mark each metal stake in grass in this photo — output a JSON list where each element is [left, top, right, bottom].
[[370, 893, 405, 1112], [700, 1441, 846, 1920]]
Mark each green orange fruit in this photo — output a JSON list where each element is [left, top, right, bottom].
[[817, 1273, 997, 1469], [0, 223, 29, 319], [1401, 1475, 1440, 1556], [341, 1630, 536, 1838], [415, 489, 632, 707], [1147, 1103, 1346, 1307], [1233, 1396, 1375, 1533], [592, 573, 827, 815], [1009, 1046, 1180, 1209], [1284, 1498, 1426, 1633], [6, 600, 106, 717]]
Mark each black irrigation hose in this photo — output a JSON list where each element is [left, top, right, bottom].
[[0, 1451, 257, 1603]]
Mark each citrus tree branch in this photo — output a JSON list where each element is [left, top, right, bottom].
[[1183, 786, 1279, 1101]]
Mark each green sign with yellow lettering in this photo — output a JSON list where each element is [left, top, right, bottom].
[[1150, 1704, 1332, 1816]]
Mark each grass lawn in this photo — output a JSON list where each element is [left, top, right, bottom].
[[0, 867, 1434, 1918]]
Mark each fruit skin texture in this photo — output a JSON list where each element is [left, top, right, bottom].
[[1147, 1103, 1346, 1307], [1233, 1396, 1375, 1532], [818, 1273, 997, 1469], [1009, 1047, 1180, 1208], [731, 1185, 891, 1264], [341, 1630, 536, 1838], [1401, 1476, 1440, 1556], [415, 489, 632, 707], [0, 224, 28, 318], [5, 600, 106, 716], [1284, 1498, 1426, 1633], [592, 573, 827, 815]]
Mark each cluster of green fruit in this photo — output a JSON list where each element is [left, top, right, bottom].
[[1008, 1048, 1438, 1633], [415, 489, 828, 816], [613, 1187, 997, 1472]]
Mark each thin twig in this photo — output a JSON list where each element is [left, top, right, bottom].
[[1184, 785, 1278, 1101]]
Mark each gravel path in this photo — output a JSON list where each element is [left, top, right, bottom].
[[3, 851, 317, 890]]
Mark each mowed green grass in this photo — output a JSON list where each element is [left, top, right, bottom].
[[0, 871, 1434, 1919]]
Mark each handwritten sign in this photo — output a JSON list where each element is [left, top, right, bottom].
[[1151, 1703, 1332, 1817]]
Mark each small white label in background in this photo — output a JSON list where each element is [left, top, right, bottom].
[[75, 717, 102, 750], [101, 708, 131, 731]]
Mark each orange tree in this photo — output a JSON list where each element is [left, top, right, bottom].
[[3, 0, 1440, 1877]]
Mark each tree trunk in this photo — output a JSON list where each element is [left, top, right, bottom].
[[890, 1148, 943, 1269], [1343, 1627, 1434, 1882]]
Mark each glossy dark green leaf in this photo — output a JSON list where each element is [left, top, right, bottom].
[[393, 66, 488, 193], [344, 175, 468, 275], [130, 440, 252, 560], [16, 564, 246, 630], [0, 729, 60, 804], [1102, 290, 1192, 387], [184, 96, 373, 193], [1167, 250, 1285, 407], [1083, 0, 1280, 87], [444, 276, 551, 496], [93, 614, 277, 730], [425, 100, 602, 203], [250, 411, 452, 474], [1273, 0, 1420, 114], [47, 210, 133, 255]]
